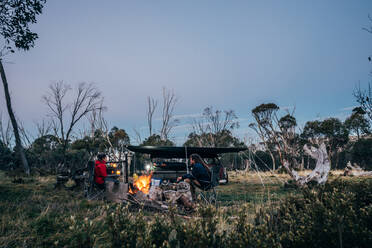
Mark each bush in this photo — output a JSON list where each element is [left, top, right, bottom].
[[1, 173, 370, 247], [351, 138, 372, 170], [0, 141, 14, 170], [260, 179, 372, 248], [94, 180, 372, 247]]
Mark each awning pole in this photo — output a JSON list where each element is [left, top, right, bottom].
[[185, 146, 189, 174]]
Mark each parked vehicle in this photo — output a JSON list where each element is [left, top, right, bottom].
[[127, 146, 247, 185]]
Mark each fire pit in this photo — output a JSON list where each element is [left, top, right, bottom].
[[125, 173, 193, 212]]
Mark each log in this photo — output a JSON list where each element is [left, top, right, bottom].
[[105, 182, 128, 203], [344, 162, 372, 176]]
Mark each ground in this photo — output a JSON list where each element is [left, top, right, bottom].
[[0, 170, 370, 247]]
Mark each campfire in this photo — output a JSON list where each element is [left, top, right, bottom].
[[103, 172, 194, 212], [129, 173, 152, 194]]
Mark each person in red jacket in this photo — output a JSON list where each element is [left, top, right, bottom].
[[94, 153, 107, 189]]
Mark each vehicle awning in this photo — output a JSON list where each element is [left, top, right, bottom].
[[126, 146, 247, 158]]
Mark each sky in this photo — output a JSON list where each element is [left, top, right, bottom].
[[1, 0, 372, 145]]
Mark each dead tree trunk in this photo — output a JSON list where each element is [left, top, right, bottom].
[[0, 59, 30, 175], [283, 143, 330, 186]]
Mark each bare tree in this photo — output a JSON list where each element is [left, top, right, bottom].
[[87, 99, 106, 138], [160, 87, 178, 141], [190, 107, 240, 147], [86, 102, 127, 160], [203, 107, 239, 134], [353, 83, 372, 123], [147, 96, 157, 136], [0, 112, 13, 148], [133, 127, 143, 145], [17, 119, 33, 147], [191, 117, 210, 147], [35, 119, 52, 138], [362, 14, 372, 34], [43, 81, 104, 165]]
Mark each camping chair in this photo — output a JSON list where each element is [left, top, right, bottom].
[[194, 163, 221, 205], [84, 161, 105, 200]]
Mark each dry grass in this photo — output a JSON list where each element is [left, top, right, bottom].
[[1, 169, 371, 247]]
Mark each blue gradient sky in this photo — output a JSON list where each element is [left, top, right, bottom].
[[1, 0, 372, 144]]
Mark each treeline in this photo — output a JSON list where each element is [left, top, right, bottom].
[[1, 82, 372, 174], [247, 104, 371, 172]]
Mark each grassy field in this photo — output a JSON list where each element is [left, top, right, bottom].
[[0, 170, 370, 247]]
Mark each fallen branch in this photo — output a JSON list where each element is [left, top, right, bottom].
[[344, 162, 372, 176]]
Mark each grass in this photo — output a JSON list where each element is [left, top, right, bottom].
[[217, 171, 294, 204], [0, 171, 103, 247], [0, 170, 370, 247]]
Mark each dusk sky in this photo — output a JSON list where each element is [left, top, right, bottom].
[[1, 0, 372, 145]]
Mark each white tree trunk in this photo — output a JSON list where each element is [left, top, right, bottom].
[[283, 143, 330, 186]]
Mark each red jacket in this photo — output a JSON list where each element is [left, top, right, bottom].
[[94, 160, 107, 185]]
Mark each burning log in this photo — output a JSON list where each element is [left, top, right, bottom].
[[148, 186, 163, 201], [129, 173, 152, 194]]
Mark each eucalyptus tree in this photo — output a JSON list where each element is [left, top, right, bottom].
[[249, 103, 281, 170], [344, 107, 370, 140], [0, 0, 47, 175], [301, 118, 349, 168], [250, 103, 304, 171]]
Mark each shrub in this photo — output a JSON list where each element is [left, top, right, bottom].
[[260, 179, 372, 248], [0, 141, 14, 170], [351, 138, 372, 170]]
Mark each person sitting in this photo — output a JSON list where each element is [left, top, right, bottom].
[[94, 153, 108, 190], [177, 153, 211, 196]]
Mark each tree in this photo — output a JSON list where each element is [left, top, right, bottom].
[[0, 140, 13, 170], [351, 138, 372, 170], [108, 126, 130, 159], [160, 87, 178, 141], [29, 134, 61, 172], [250, 103, 304, 172], [141, 134, 174, 146], [344, 107, 370, 140], [146, 96, 157, 137], [42, 81, 104, 166], [0, 0, 47, 175], [249, 103, 281, 170], [0, 112, 13, 149], [187, 106, 240, 147], [302, 118, 349, 168], [353, 84, 372, 124], [184, 130, 243, 148]]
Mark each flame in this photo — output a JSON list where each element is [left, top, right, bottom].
[[129, 173, 152, 194]]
